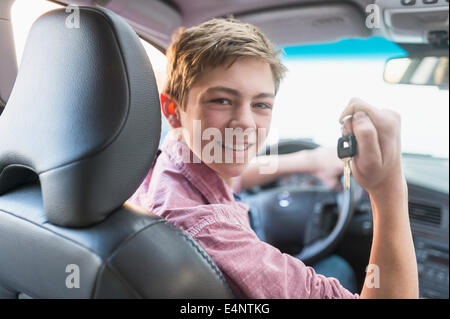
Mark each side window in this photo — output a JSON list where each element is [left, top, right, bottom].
[[140, 40, 167, 94], [140, 40, 171, 145]]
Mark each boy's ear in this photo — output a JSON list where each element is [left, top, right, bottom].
[[160, 93, 181, 128]]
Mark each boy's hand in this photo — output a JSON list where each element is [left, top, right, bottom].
[[304, 146, 344, 190], [339, 98, 405, 197]]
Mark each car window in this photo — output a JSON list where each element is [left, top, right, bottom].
[[12, 1, 448, 158], [271, 38, 449, 158]]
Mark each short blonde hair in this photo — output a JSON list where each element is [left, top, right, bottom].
[[164, 18, 287, 109]]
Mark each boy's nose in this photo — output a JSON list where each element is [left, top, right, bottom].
[[228, 103, 257, 132]]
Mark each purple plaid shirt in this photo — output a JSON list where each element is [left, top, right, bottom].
[[128, 132, 359, 299]]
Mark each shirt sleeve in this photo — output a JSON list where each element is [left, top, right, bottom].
[[193, 217, 360, 299]]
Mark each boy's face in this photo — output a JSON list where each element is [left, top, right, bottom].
[[178, 57, 275, 182]]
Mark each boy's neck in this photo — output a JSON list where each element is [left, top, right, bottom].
[[173, 130, 237, 192], [217, 173, 234, 190]]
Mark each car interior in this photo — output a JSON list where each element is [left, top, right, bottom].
[[0, 0, 448, 299]]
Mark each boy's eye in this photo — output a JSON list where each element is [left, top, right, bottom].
[[253, 102, 272, 110], [211, 98, 231, 105]]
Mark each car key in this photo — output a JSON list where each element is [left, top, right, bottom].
[[337, 115, 358, 190]]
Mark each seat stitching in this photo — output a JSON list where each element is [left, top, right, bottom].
[[164, 222, 234, 297]]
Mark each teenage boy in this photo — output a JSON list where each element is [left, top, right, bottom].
[[129, 18, 418, 299]]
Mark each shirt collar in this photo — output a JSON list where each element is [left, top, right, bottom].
[[161, 131, 236, 205]]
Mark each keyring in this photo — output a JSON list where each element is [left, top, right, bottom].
[[340, 114, 353, 126], [340, 114, 353, 135]]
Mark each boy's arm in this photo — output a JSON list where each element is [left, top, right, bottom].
[[340, 98, 418, 299], [240, 146, 344, 190], [361, 174, 418, 298]]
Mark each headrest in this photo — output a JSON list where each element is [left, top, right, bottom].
[[0, 7, 161, 227]]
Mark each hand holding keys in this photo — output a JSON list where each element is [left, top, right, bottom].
[[337, 115, 358, 190], [337, 98, 404, 197], [337, 99, 416, 299]]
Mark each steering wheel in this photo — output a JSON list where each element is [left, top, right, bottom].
[[242, 139, 356, 266]]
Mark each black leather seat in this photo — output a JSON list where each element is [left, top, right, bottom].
[[0, 7, 232, 299]]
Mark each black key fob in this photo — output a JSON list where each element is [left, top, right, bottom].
[[337, 134, 358, 159]]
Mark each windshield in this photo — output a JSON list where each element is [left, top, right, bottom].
[[269, 37, 449, 159]]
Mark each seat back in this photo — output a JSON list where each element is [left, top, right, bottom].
[[0, 6, 232, 299]]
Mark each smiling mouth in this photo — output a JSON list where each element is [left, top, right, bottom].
[[216, 141, 255, 151]]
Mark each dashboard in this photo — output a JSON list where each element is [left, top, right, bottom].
[[402, 154, 449, 299], [249, 140, 449, 298], [275, 171, 449, 299]]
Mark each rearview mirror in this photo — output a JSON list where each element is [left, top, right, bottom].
[[384, 56, 449, 89]]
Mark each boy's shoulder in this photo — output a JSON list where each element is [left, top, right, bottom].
[[163, 203, 251, 239], [131, 148, 249, 229]]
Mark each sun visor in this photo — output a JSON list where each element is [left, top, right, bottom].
[[237, 3, 370, 47], [97, 0, 182, 48]]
